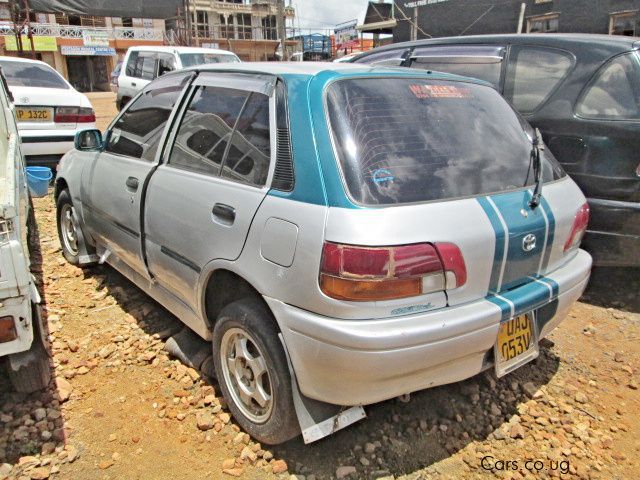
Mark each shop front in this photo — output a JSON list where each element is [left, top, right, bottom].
[[60, 45, 115, 92]]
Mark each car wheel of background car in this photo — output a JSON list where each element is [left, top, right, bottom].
[[56, 189, 95, 266], [212, 297, 299, 445], [7, 304, 51, 393]]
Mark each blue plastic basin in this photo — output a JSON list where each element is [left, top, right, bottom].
[[26, 166, 53, 198]]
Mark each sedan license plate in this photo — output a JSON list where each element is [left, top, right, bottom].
[[494, 313, 539, 377], [16, 107, 52, 122]]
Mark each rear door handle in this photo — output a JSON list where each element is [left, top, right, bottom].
[[126, 176, 139, 191], [131, 82, 137, 87], [212, 203, 235, 225]]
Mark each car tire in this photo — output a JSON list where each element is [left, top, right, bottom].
[[7, 305, 51, 393], [212, 297, 299, 445], [56, 189, 95, 266]]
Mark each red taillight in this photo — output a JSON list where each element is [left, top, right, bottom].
[[434, 242, 467, 289], [564, 202, 590, 253], [55, 107, 96, 123], [319, 242, 466, 301]]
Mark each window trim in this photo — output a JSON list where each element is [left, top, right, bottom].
[[163, 80, 277, 190], [574, 51, 640, 123], [503, 44, 576, 115], [609, 10, 638, 36], [526, 12, 560, 33]]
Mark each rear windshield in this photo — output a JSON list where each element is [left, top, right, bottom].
[[326, 78, 564, 205], [0, 60, 69, 89], [179, 53, 240, 68]]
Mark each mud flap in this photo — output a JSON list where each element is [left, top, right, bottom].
[[278, 334, 366, 444], [75, 214, 98, 265]]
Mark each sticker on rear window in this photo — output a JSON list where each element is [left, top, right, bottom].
[[409, 84, 472, 99]]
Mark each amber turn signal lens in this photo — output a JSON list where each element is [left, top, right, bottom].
[[0, 316, 17, 343], [320, 274, 422, 301]]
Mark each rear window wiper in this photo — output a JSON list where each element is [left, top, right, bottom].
[[529, 128, 544, 210]]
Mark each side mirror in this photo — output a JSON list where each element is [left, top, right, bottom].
[[74, 129, 103, 151]]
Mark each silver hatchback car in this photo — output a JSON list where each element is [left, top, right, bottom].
[[55, 63, 592, 444]]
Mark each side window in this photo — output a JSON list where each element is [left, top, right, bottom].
[[504, 46, 573, 113], [410, 45, 505, 88], [105, 73, 191, 161], [125, 51, 139, 76], [576, 53, 640, 120], [133, 52, 156, 80], [157, 53, 176, 77], [221, 92, 271, 187], [355, 48, 408, 66], [169, 86, 248, 176]]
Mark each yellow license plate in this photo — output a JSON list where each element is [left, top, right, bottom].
[[497, 314, 533, 362], [16, 108, 52, 122], [495, 313, 538, 377]]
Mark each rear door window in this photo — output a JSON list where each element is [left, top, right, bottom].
[[169, 86, 248, 176], [409, 45, 505, 88], [576, 52, 640, 120], [504, 46, 573, 113], [326, 77, 564, 206]]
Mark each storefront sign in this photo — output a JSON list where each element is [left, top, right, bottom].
[[82, 30, 110, 47], [61, 46, 116, 56], [4, 35, 57, 51], [335, 20, 358, 50], [403, 0, 450, 7]]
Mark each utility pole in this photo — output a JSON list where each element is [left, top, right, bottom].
[[184, 0, 192, 46], [517, 2, 526, 33], [411, 6, 418, 41], [277, 0, 286, 59]]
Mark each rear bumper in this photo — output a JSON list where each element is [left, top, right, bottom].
[[19, 125, 95, 157], [267, 249, 592, 406]]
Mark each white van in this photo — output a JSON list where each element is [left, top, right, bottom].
[[115, 46, 240, 110]]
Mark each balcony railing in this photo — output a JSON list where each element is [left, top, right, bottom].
[[0, 22, 164, 41]]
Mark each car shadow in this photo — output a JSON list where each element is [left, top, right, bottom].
[[271, 343, 560, 479], [0, 202, 64, 466], [580, 266, 640, 314], [79, 261, 564, 480]]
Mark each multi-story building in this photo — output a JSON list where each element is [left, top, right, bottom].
[[393, 0, 640, 42], [188, 0, 295, 60], [0, 3, 165, 92]]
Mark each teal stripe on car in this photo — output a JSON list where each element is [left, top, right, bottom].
[[477, 196, 507, 293], [490, 190, 548, 290], [539, 196, 556, 272], [487, 276, 558, 322]]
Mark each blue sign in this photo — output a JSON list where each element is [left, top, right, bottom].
[[61, 46, 116, 56]]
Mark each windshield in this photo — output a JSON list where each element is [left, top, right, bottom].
[[326, 78, 564, 205], [0, 60, 69, 89], [179, 53, 240, 68]]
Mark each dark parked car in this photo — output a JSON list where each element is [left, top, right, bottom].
[[352, 34, 640, 267]]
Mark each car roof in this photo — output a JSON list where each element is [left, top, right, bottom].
[[355, 33, 638, 59], [0, 55, 51, 66], [127, 45, 238, 56], [180, 61, 490, 83]]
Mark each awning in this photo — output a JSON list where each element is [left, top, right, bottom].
[[27, 0, 182, 19]]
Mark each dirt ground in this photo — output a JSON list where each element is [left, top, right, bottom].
[[0, 94, 639, 480]]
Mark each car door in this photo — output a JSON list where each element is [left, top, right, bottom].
[[407, 44, 507, 90], [144, 72, 276, 308], [84, 72, 194, 276]]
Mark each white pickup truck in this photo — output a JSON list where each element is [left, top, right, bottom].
[[0, 72, 50, 393]]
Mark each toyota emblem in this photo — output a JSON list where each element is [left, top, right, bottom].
[[522, 234, 537, 252]]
